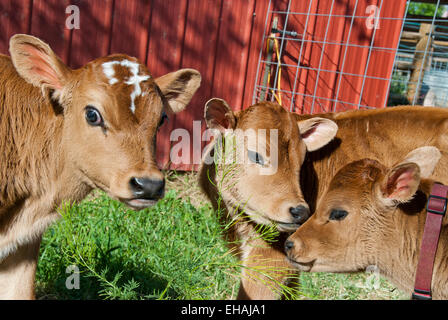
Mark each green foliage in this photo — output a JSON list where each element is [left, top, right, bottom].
[[298, 272, 407, 300], [388, 72, 410, 106], [407, 3, 445, 17], [36, 190, 239, 300]]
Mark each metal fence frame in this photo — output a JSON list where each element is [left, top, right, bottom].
[[252, 0, 448, 113]]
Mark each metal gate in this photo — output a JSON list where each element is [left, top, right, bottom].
[[391, 0, 448, 107], [252, 0, 448, 114]]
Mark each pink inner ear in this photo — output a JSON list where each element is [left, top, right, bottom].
[[387, 168, 415, 199], [21, 44, 62, 89], [300, 124, 317, 139]]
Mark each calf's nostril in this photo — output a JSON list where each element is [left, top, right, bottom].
[[129, 177, 165, 199], [289, 205, 310, 223], [285, 240, 294, 252], [129, 177, 144, 192]]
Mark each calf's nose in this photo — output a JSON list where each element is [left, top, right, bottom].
[[129, 177, 165, 200], [289, 205, 310, 224]]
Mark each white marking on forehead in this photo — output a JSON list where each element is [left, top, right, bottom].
[[101, 59, 151, 113], [102, 61, 119, 85]]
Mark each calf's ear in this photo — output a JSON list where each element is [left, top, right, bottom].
[[400, 146, 441, 178], [297, 117, 338, 152], [379, 146, 441, 204], [9, 34, 72, 98], [155, 68, 201, 114], [380, 162, 421, 203], [204, 98, 236, 133]]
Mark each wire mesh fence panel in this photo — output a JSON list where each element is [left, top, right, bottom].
[[391, 1, 448, 107], [252, 0, 448, 114]]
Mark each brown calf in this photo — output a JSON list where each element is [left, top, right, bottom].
[[0, 34, 201, 299], [199, 99, 339, 299], [199, 99, 448, 299], [285, 147, 448, 299]]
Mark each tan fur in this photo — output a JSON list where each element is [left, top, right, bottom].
[[199, 100, 448, 300], [0, 34, 201, 299], [300, 106, 448, 211], [286, 148, 448, 299]]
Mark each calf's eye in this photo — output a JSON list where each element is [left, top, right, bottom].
[[329, 209, 348, 221], [248, 150, 264, 165], [85, 106, 103, 127]]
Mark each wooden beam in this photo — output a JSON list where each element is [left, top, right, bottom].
[[395, 60, 414, 70], [402, 31, 422, 40], [407, 23, 433, 103]]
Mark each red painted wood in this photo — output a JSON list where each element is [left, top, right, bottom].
[[109, 0, 151, 62], [147, 0, 189, 170], [29, 0, 72, 62], [0, 0, 32, 55], [169, 0, 223, 171], [212, 0, 256, 111], [241, 0, 271, 110], [68, 0, 114, 68]]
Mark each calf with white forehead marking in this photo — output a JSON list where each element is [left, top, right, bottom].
[[0, 34, 201, 299]]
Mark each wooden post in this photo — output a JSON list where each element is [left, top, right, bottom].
[[406, 23, 433, 104], [260, 17, 278, 101]]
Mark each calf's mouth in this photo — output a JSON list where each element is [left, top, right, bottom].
[[272, 220, 302, 232], [286, 257, 315, 272], [125, 198, 158, 210]]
